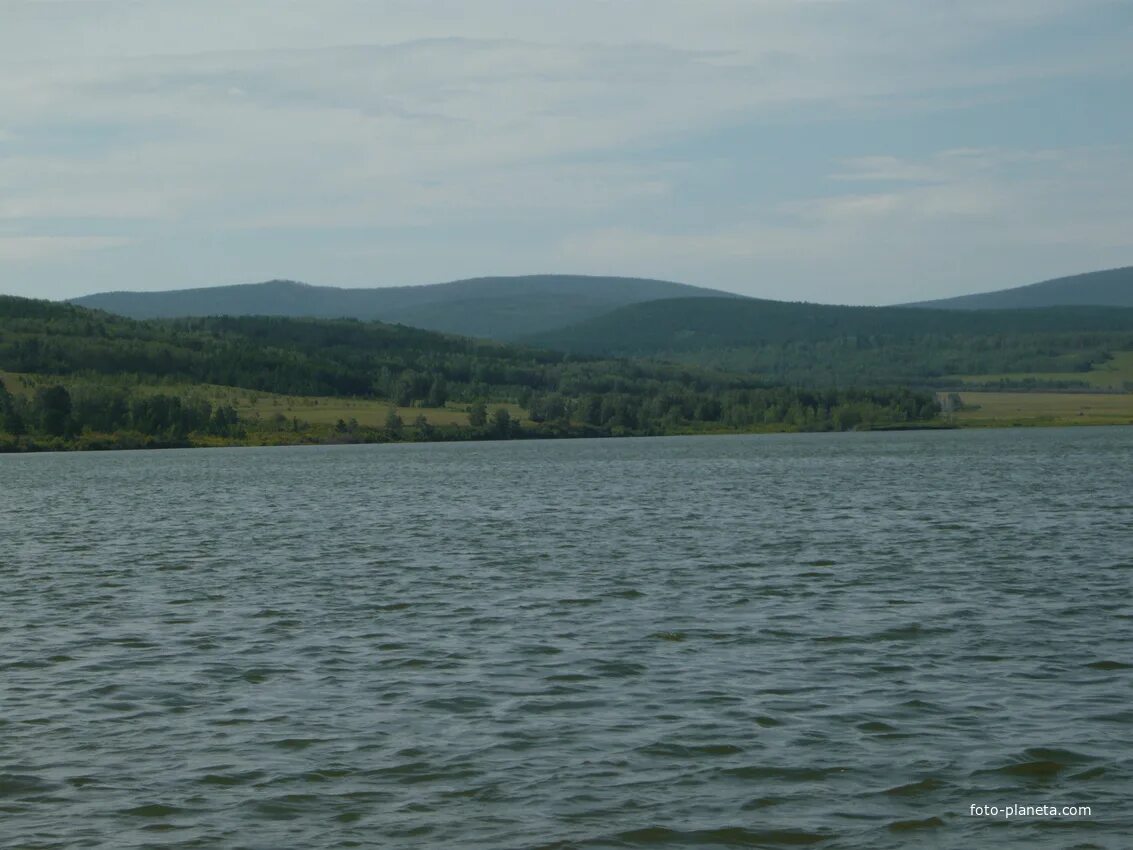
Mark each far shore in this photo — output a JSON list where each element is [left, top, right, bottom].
[[6, 415, 1133, 456]]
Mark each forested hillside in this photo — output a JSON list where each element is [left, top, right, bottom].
[[906, 266, 1133, 310], [526, 297, 1133, 386], [0, 296, 941, 451]]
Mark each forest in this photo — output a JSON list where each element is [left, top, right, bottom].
[[527, 297, 1133, 386], [0, 296, 941, 450]]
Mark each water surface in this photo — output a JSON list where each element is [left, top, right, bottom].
[[2, 429, 1131, 848]]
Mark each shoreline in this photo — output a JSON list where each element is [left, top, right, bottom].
[[7, 417, 1133, 455]]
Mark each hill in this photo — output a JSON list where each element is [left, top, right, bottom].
[[906, 266, 1133, 310], [0, 295, 940, 451], [525, 297, 1133, 386], [68, 275, 742, 340]]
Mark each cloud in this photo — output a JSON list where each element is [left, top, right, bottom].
[[558, 145, 1133, 303], [2, 0, 1112, 61], [0, 1, 1130, 298], [0, 235, 132, 262], [2, 36, 872, 250], [0, 26, 1112, 231]]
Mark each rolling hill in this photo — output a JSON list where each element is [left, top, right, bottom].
[[906, 266, 1133, 310], [528, 296, 1133, 353], [0, 294, 941, 450], [57, 265, 1133, 387], [69, 275, 741, 340], [524, 296, 1133, 386]]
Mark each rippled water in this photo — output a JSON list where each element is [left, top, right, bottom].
[[2, 429, 1132, 849]]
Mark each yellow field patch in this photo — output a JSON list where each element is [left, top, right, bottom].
[[0, 371, 38, 398], [227, 392, 529, 428], [950, 351, 1133, 391], [0, 372, 531, 428], [945, 391, 1133, 427]]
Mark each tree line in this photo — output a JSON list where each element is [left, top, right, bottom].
[[0, 295, 943, 451], [1, 376, 242, 448]]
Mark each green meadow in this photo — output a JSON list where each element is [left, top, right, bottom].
[[949, 350, 1133, 391], [946, 390, 1133, 427], [941, 350, 1133, 427], [1, 371, 529, 430], [229, 392, 529, 429]]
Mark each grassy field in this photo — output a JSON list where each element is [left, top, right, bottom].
[[0, 371, 529, 428], [9, 370, 1133, 434], [950, 351, 1133, 390], [0, 371, 37, 398], [946, 391, 1133, 427], [229, 392, 529, 428]]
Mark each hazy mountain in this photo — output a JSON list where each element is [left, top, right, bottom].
[[906, 267, 1133, 310], [69, 275, 742, 340]]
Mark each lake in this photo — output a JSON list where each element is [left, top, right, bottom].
[[2, 429, 1131, 848]]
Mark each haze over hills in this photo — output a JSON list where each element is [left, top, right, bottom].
[[906, 267, 1133, 310], [69, 275, 742, 340]]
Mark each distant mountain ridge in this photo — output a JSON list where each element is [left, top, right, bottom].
[[906, 266, 1133, 310], [70, 275, 742, 340], [67, 265, 1133, 344]]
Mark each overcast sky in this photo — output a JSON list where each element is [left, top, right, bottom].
[[2, 0, 1132, 304]]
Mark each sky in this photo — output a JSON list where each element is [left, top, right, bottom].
[[2, 0, 1132, 305]]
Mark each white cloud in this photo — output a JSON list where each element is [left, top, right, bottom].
[[0, 27, 1106, 234], [0, 38, 849, 241], [1, 0, 1110, 61], [558, 146, 1133, 303], [0, 1, 1130, 298], [0, 235, 132, 262]]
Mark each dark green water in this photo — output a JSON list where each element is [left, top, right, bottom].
[[2, 429, 1131, 849]]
